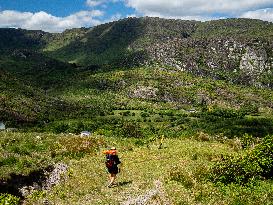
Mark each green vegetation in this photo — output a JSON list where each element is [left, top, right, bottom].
[[211, 135, 273, 185], [0, 132, 105, 179], [2, 134, 273, 204], [0, 193, 20, 205], [0, 17, 273, 204]]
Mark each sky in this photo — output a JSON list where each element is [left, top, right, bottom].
[[0, 0, 273, 33]]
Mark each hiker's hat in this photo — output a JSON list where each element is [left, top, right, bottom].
[[110, 147, 116, 150]]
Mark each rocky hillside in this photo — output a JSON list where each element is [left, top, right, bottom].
[[43, 17, 273, 88], [0, 17, 272, 87], [0, 17, 273, 124]]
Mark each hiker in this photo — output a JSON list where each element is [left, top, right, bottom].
[[103, 147, 121, 187]]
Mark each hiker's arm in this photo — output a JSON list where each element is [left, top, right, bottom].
[[118, 162, 122, 172], [116, 156, 122, 171]]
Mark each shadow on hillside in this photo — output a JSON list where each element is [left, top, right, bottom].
[[48, 18, 147, 68], [117, 180, 132, 187], [0, 165, 53, 198], [195, 116, 273, 138]]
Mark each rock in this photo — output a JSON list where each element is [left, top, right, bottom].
[[43, 163, 69, 190], [130, 86, 158, 99], [6, 128, 18, 132], [80, 131, 91, 137]]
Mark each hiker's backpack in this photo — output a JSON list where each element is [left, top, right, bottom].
[[105, 153, 115, 169], [103, 149, 120, 169]]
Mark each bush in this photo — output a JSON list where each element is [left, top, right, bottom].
[[52, 122, 69, 133], [120, 111, 131, 116], [169, 168, 195, 188], [140, 112, 150, 118], [206, 107, 244, 119], [169, 163, 209, 188], [117, 121, 142, 138], [57, 136, 105, 158], [0, 193, 20, 205], [240, 103, 259, 115], [195, 132, 210, 142], [241, 133, 259, 149], [211, 135, 273, 184]]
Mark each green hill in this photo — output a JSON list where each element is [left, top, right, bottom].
[[0, 17, 273, 205]]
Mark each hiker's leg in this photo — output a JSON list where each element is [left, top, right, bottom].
[[110, 173, 116, 185]]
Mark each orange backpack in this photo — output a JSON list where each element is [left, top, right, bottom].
[[103, 150, 117, 168]]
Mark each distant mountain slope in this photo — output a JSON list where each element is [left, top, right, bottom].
[[0, 69, 47, 123], [0, 50, 77, 89], [0, 28, 51, 50], [0, 17, 272, 124], [45, 17, 199, 66], [42, 17, 273, 87], [0, 17, 272, 87]]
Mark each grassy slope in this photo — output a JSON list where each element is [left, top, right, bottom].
[[23, 136, 273, 205], [53, 66, 273, 108], [0, 70, 48, 123], [193, 18, 273, 39], [44, 66, 272, 138], [44, 17, 199, 66], [0, 18, 273, 204]]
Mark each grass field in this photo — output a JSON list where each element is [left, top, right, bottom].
[[11, 135, 271, 205]]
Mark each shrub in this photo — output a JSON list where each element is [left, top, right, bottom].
[[211, 135, 273, 184], [140, 112, 150, 118], [241, 133, 259, 149], [120, 111, 131, 116], [0, 193, 20, 205], [153, 116, 163, 122], [118, 121, 142, 138], [57, 136, 105, 158], [52, 122, 69, 133], [240, 103, 259, 115], [195, 132, 210, 142], [207, 107, 244, 119], [169, 163, 209, 188], [169, 168, 195, 188]]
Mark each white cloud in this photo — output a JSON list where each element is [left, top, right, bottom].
[[0, 10, 104, 32], [124, 0, 273, 20], [86, 0, 104, 7], [86, 0, 122, 7], [240, 8, 273, 22]]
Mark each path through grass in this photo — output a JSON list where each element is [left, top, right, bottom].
[[25, 137, 250, 205]]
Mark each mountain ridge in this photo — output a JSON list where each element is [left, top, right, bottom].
[[0, 17, 272, 124], [44, 17, 273, 88]]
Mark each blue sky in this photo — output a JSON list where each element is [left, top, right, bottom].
[[0, 0, 273, 32]]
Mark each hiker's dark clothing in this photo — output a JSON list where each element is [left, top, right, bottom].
[[106, 155, 121, 174]]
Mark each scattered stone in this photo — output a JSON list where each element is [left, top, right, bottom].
[[0, 121, 5, 130], [43, 163, 69, 190], [130, 86, 158, 99], [80, 131, 91, 137], [6, 128, 18, 132], [122, 180, 171, 205]]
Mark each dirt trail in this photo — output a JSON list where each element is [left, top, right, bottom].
[[122, 180, 172, 205]]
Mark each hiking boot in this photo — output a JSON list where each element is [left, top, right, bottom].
[[107, 182, 118, 188]]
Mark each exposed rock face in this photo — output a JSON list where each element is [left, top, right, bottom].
[[43, 163, 69, 190], [138, 36, 272, 88], [129, 86, 158, 100], [16, 163, 69, 197], [239, 47, 268, 87]]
